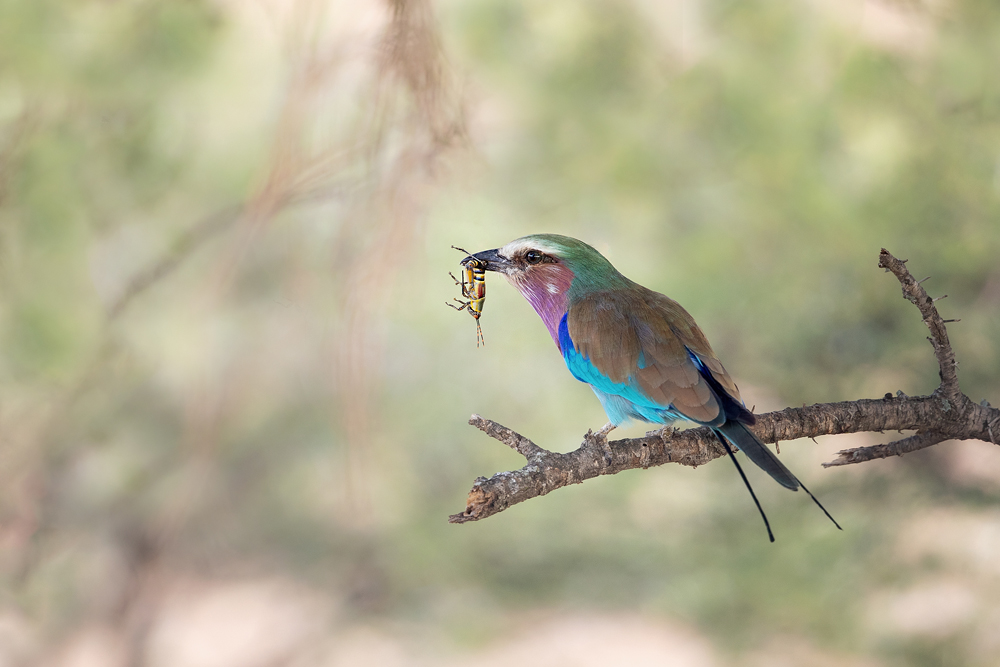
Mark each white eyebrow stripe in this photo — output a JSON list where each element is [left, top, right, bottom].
[[499, 237, 562, 259]]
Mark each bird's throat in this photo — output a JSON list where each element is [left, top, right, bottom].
[[508, 264, 574, 350]]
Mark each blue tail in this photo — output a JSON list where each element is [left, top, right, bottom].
[[714, 421, 842, 538]]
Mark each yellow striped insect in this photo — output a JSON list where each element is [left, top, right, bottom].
[[447, 245, 486, 347]]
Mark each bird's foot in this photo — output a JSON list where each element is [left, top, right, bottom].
[[646, 424, 677, 439], [586, 422, 616, 467]]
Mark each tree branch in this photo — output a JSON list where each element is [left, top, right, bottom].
[[823, 430, 948, 467], [449, 248, 1000, 524], [877, 249, 962, 404]]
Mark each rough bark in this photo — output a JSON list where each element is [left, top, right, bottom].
[[449, 249, 1000, 524]]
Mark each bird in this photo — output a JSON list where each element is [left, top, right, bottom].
[[460, 233, 840, 542]]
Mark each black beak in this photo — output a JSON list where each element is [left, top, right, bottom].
[[461, 248, 514, 275]]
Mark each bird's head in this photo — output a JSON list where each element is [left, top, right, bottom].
[[462, 234, 629, 343], [464, 234, 626, 292]]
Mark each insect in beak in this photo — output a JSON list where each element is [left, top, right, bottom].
[[446, 245, 487, 347]]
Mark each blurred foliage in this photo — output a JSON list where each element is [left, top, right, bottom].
[[0, 0, 999, 665], [0, 0, 221, 383]]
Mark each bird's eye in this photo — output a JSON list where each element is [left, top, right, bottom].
[[525, 250, 543, 265]]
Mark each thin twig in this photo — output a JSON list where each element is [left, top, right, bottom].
[[878, 248, 962, 405], [823, 431, 948, 467], [108, 205, 243, 320], [469, 414, 546, 460]]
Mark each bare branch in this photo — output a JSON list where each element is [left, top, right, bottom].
[[450, 248, 1000, 523], [824, 431, 948, 467], [878, 248, 961, 404], [470, 414, 546, 460]]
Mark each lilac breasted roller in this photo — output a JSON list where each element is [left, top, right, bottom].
[[462, 233, 840, 542]]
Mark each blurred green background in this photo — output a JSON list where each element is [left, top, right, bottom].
[[1, 0, 999, 664]]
